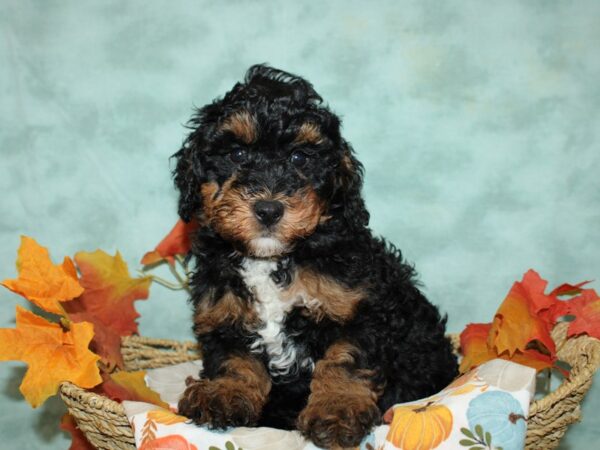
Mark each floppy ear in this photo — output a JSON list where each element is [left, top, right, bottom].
[[172, 138, 205, 223], [333, 141, 369, 229]]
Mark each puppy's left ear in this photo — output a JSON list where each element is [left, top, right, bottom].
[[333, 141, 370, 229], [172, 139, 205, 223]]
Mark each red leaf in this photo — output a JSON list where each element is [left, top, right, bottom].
[[550, 281, 592, 297], [519, 270, 554, 315], [64, 250, 151, 370], [540, 281, 593, 324], [141, 219, 198, 266], [60, 414, 95, 450], [563, 289, 600, 340]]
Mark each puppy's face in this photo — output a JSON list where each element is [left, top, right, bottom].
[[174, 66, 366, 257], [197, 111, 335, 258]]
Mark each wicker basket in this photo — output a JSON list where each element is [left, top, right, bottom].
[[59, 323, 600, 450]]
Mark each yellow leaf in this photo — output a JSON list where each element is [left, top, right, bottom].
[[1, 236, 84, 314], [0, 306, 102, 407]]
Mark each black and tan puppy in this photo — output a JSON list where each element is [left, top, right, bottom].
[[173, 64, 458, 448]]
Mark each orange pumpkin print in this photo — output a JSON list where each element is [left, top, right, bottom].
[[139, 434, 198, 450], [386, 401, 453, 450]]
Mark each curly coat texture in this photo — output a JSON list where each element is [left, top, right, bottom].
[[173, 64, 458, 448]]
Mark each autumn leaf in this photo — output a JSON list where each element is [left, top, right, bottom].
[[459, 322, 554, 373], [550, 281, 592, 297], [505, 347, 555, 372], [0, 306, 102, 407], [63, 250, 151, 369], [1, 236, 84, 315], [101, 370, 169, 409], [488, 270, 556, 357], [459, 323, 496, 373], [60, 413, 95, 450], [141, 219, 198, 266], [563, 289, 600, 340], [515, 270, 557, 315], [458, 270, 599, 374]]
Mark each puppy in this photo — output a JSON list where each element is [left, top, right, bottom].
[[173, 65, 458, 448]]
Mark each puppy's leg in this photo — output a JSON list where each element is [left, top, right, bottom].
[[178, 355, 271, 428], [297, 341, 382, 448]]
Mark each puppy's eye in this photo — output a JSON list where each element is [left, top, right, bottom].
[[230, 148, 248, 163], [290, 151, 308, 168]]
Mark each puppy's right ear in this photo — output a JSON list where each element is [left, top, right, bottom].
[[172, 138, 205, 223]]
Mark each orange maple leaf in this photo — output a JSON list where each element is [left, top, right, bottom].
[[141, 219, 198, 266], [488, 270, 556, 357], [101, 370, 169, 409], [63, 250, 152, 369], [0, 306, 102, 407], [1, 236, 84, 315]]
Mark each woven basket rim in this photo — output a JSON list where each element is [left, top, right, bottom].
[[59, 324, 600, 450]]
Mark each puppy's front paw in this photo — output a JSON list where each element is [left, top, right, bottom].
[[177, 377, 262, 428], [297, 394, 381, 449]]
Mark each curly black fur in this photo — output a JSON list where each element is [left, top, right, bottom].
[[172, 64, 458, 447]]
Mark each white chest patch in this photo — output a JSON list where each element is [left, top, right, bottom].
[[240, 258, 313, 378]]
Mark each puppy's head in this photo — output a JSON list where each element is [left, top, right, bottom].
[[173, 64, 368, 257]]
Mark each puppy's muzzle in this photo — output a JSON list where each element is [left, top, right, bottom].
[[253, 200, 284, 227]]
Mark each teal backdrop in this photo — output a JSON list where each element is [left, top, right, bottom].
[[1, 1, 598, 448]]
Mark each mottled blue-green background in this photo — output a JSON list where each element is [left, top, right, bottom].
[[1, 1, 599, 448]]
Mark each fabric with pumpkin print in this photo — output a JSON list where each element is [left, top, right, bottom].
[[123, 358, 535, 450]]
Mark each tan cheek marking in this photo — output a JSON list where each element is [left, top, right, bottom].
[[200, 181, 220, 216], [283, 267, 366, 323], [194, 291, 260, 335], [213, 186, 260, 242], [275, 188, 326, 243], [200, 177, 262, 243]]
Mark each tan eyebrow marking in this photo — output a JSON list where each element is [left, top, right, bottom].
[[220, 110, 258, 144], [294, 122, 324, 145]]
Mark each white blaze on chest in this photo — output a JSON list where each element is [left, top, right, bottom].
[[240, 258, 308, 377]]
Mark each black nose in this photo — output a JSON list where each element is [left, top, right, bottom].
[[253, 200, 284, 226]]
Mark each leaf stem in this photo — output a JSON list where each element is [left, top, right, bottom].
[[169, 260, 191, 294], [140, 272, 186, 291]]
